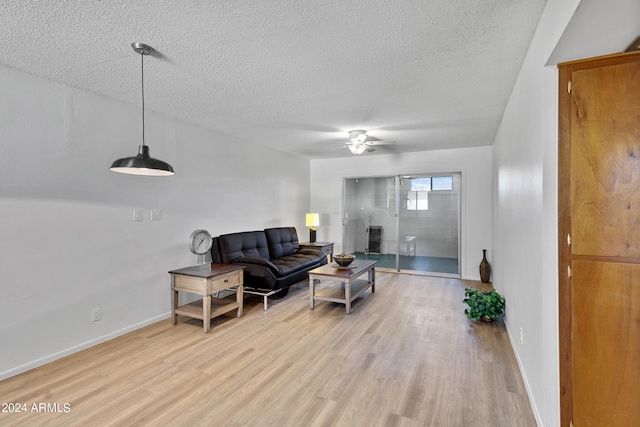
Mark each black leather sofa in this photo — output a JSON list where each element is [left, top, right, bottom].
[[211, 227, 327, 309]]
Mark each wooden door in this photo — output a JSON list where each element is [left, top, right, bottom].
[[559, 52, 640, 426]]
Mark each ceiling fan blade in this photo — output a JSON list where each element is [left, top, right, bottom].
[[365, 140, 396, 146], [320, 131, 397, 155]]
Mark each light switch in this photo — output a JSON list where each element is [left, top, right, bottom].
[[150, 209, 162, 221], [133, 209, 143, 221]]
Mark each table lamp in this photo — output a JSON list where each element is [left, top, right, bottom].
[[306, 213, 320, 243]]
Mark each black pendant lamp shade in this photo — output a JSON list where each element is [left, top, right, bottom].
[[110, 42, 175, 176], [110, 145, 174, 176]]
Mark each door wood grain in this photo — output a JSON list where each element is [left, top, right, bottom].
[[559, 51, 640, 426]]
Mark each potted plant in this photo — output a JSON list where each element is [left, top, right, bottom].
[[463, 288, 505, 321]]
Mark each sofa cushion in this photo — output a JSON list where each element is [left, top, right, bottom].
[[264, 227, 300, 259], [269, 252, 324, 276], [218, 231, 270, 264]]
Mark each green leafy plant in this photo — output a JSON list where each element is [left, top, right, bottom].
[[463, 288, 505, 321]]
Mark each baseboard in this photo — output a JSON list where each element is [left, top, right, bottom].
[[505, 322, 544, 427], [0, 313, 171, 381]]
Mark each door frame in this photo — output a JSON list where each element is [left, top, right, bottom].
[[341, 173, 462, 276]]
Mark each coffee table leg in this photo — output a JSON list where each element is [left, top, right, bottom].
[[309, 275, 315, 309], [371, 267, 375, 293], [345, 281, 351, 314], [203, 295, 211, 333]]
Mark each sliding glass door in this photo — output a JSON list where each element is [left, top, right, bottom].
[[343, 177, 398, 264], [343, 173, 460, 276]]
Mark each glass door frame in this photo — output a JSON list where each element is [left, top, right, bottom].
[[342, 173, 461, 277]]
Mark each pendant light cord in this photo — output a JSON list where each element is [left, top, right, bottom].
[[140, 52, 145, 145], [141, 50, 146, 147]]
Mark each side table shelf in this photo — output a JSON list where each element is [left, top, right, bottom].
[[174, 296, 240, 321], [314, 279, 372, 303]]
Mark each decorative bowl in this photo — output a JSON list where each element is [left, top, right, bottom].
[[333, 253, 355, 267]]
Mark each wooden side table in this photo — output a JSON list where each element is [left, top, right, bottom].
[[300, 241, 334, 262], [169, 263, 244, 333]]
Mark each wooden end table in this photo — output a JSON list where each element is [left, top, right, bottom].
[[308, 259, 376, 314], [300, 241, 334, 262], [169, 263, 244, 333]]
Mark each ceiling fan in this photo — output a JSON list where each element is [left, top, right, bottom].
[[343, 130, 396, 155]]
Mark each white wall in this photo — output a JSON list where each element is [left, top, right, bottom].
[[494, 0, 640, 425], [0, 65, 310, 379], [492, 0, 588, 426], [310, 146, 492, 280]]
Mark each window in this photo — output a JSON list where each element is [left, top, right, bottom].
[[410, 177, 431, 191], [406, 176, 453, 210], [407, 178, 430, 210], [432, 176, 453, 191], [407, 190, 428, 210]]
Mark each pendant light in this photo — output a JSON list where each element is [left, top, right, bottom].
[[110, 42, 175, 176]]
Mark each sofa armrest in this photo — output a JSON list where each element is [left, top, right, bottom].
[[229, 257, 277, 290]]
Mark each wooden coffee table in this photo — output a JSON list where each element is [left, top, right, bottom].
[[308, 259, 376, 314], [169, 263, 244, 333]]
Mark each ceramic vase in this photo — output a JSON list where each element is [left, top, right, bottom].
[[479, 249, 491, 283]]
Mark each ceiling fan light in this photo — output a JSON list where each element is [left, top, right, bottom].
[[348, 130, 368, 144], [349, 143, 367, 155]]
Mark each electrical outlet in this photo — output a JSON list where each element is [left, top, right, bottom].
[[150, 209, 162, 220], [519, 327, 523, 344], [92, 308, 101, 322]]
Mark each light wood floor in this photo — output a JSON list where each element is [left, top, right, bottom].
[[0, 273, 536, 426]]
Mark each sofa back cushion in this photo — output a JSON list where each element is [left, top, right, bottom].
[[264, 227, 300, 259], [210, 237, 223, 263], [218, 231, 270, 263]]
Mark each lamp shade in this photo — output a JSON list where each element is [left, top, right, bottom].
[[110, 145, 175, 176], [306, 213, 320, 227], [109, 42, 175, 177]]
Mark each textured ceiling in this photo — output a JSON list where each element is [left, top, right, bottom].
[[0, 0, 547, 158]]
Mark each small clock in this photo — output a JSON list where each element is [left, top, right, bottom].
[[189, 229, 213, 255]]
